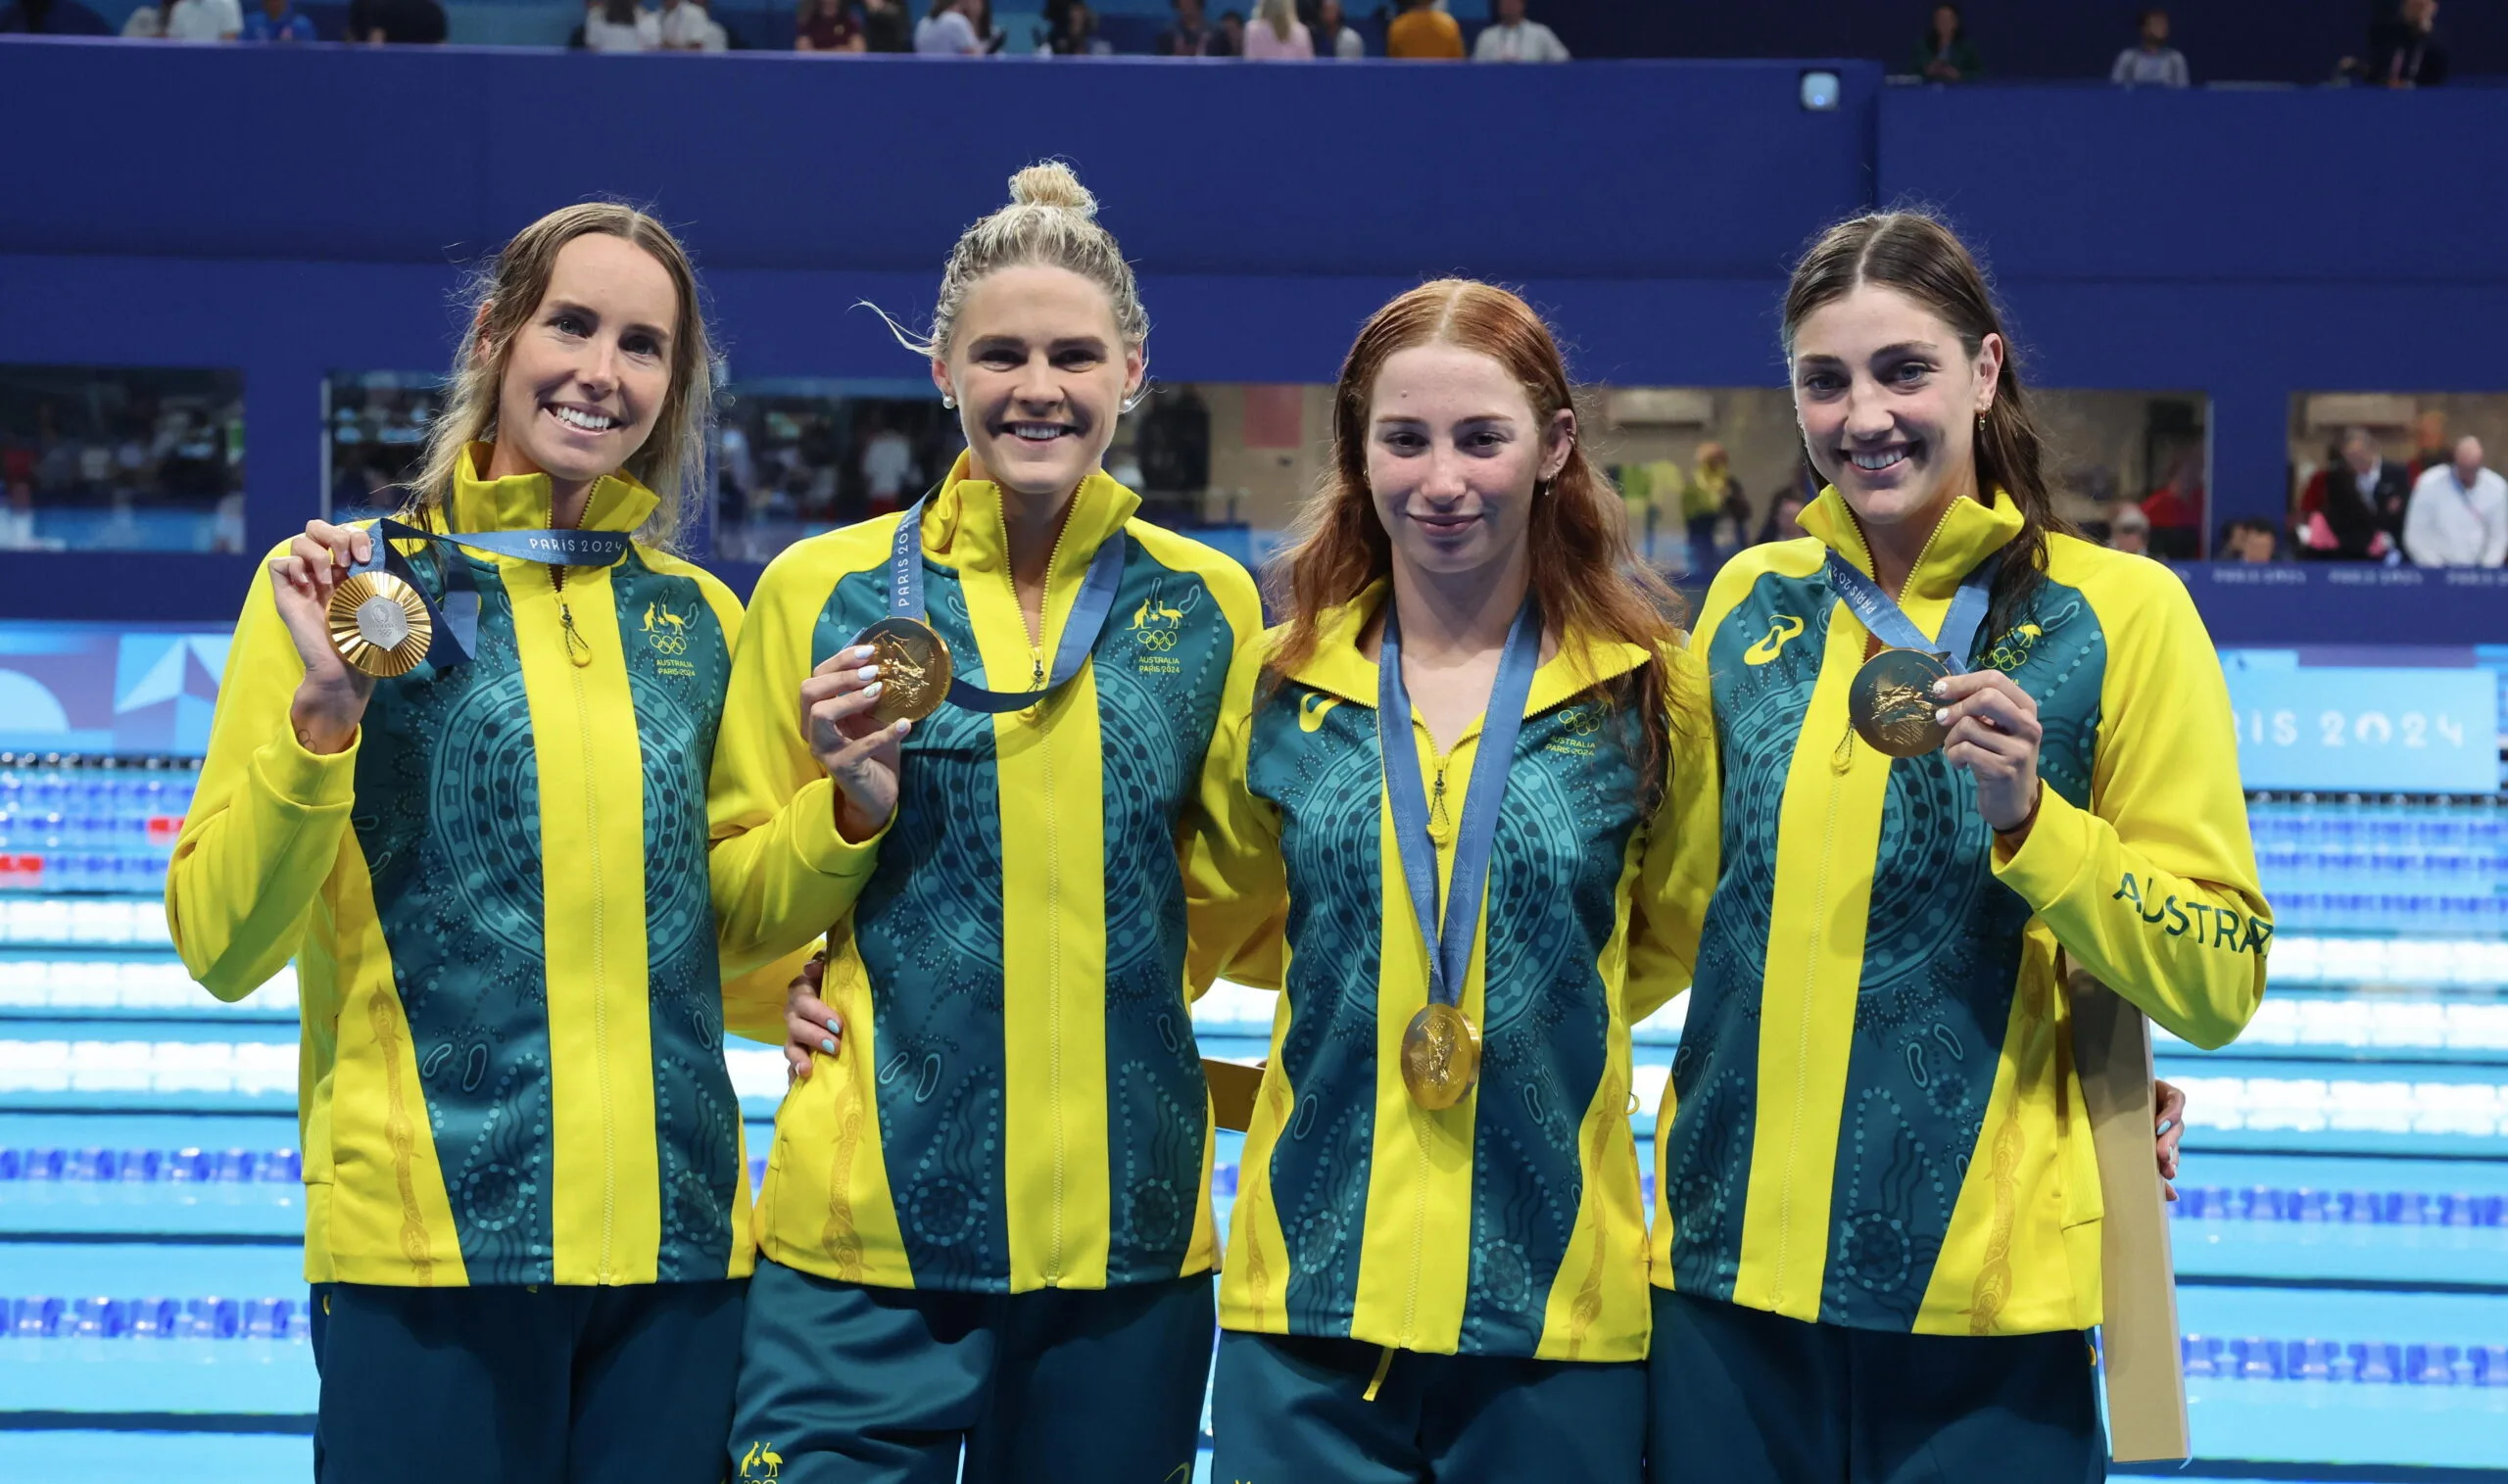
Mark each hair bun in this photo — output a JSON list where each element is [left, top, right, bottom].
[[1007, 162, 1098, 217]]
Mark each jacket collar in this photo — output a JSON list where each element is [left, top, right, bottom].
[[448, 442, 656, 539], [917, 450, 1139, 578], [1282, 578, 1656, 727], [1801, 485, 2023, 602]]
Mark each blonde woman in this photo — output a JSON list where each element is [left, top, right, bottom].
[[1241, 0, 1313, 58], [714, 162, 1262, 1483], [169, 203, 757, 1483]]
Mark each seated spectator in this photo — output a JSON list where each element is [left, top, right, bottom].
[[2107, 503, 2151, 555], [2219, 517, 2279, 562], [657, 0, 725, 48], [795, 0, 862, 50], [1310, 0, 1360, 57], [583, 0, 658, 49], [969, 0, 1006, 51], [0, 0, 113, 33], [163, 0, 241, 39], [2297, 426, 2404, 561], [2365, 0, 2447, 87], [860, 0, 908, 48], [346, 0, 445, 42], [0, 480, 36, 551], [2137, 452, 2204, 559], [1911, 2, 1980, 82], [1215, 7, 1242, 54], [239, 0, 314, 37], [121, 1, 166, 33], [1040, 0, 1107, 53], [1241, 0, 1307, 58], [2110, 7, 2187, 86], [1156, 0, 1214, 54], [1682, 442, 1743, 575], [1386, 0, 1463, 59], [914, 0, 982, 53], [2403, 435, 2508, 566], [1473, 0, 1568, 62]]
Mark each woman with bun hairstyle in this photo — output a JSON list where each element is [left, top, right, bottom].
[[168, 203, 757, 1481], [1187, 279, 1717, 1483], [1645, 211, 2262, 1481], [712, 162, 1263, 1482]]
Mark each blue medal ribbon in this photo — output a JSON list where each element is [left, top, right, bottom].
[[1378, 595, 1544, 1011], [886, 485, 1129, 714], [347, 517, 633, 670], [1822, 550, 1993, 672]]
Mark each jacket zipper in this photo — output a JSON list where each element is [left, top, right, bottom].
[[1008, 496, 1075, 1280], [552, 555, 612, 1279]]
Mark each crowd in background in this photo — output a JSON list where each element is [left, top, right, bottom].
[[0, 380, 247, 554], [0, 0, 2459, 80]]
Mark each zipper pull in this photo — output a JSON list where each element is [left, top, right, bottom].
[[1031, 648, 1045, 687], [1428, 765, 1454, 844], [1831, 722, 1855, 774], [560, 599, 593, 668]]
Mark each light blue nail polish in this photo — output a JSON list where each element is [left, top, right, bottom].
[[2155, 1118, 2176, 1137], [826, 1018, 842, 1034], [822, 1038, 837, 1054]]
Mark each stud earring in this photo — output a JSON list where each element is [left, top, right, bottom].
[[941, 393, 957, 410]]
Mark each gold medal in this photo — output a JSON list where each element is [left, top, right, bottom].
[[326, 571, 433, 678], [853, 616, 953, 725], [1847, 647, 1951, 757], [1400, 1002, 1482, 1110]]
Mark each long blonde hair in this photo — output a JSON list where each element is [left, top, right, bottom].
[[1256, 0, 1294, 39], [873, 161, 1148, 359], [407, 202, 715, 549]]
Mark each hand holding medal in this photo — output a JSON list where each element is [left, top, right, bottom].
[[802, 640, 916, 843], [1933, 668, 2043, 835], [268, 520, 381, 755]]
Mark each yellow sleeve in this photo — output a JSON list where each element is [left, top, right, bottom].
[[706, 540, 890, 982], [1183, 633, 1288, 997], [1992, 563, 2269, 1050], [1623, 646, 1720, 1025], [165, 549, 361, 1002]]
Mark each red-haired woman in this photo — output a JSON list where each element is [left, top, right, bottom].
[[1188, 279, 1718, 1482]]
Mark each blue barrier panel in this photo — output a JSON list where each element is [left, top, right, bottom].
[[2222, 659, 2501, 793]]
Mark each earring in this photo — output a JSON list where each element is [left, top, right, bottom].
[[941, 393, 957, 410]]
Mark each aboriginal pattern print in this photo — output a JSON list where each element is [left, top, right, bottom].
[[814, 563, 1013, 1289], [612, 553, 743, 1279], [808, 536, 1241, 1291], [1820, 578, 2101, 1328], [1658, 562, 2110, 1328], [352, 553, 557, 1282], [1096, 556, 1234, 1284], [1248, 681, 1650, 1356]]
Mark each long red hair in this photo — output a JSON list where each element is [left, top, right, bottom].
[[1266, 279, 1693, 796]]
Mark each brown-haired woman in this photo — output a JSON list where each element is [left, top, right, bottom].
[[168, 203, 759, 1482], [1188, 279, 1717, 1482], [1645, 210, 2256, 1480]]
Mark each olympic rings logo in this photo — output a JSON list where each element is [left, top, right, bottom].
[[1135, 629, 1178, 652]]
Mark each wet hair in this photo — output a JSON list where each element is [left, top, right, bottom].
[[407, 201, 714, 549], [872, 162, 1148, 361], [1782, 209, 2076, 639]]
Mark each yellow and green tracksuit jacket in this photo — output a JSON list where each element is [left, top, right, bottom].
[[167, 447, 758, 1288], [1650, 487, 2269, 1336], [1190, 585, 1718, 1362], [709, 453, 1263, 1295]]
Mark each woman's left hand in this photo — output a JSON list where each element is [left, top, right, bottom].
[[1934, 670, 2043, 835], [2155, 1077, 2187, 1202]]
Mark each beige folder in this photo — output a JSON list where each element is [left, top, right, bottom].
[[1204, 1057, 1266, 1133], [2069, 968, 2192, 1463]]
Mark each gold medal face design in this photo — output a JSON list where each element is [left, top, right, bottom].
[[1401, 1002, 1482, 1110], [1848, 647, 1952, 757], [326, 571, 433, 678], [854, 617, 953, 725]]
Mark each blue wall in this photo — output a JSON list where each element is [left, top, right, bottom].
[[0, 40, 2502, 639]]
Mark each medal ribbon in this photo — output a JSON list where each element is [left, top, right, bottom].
[[1378, 595, 1544, 1011], [886, 486, 1129, 714], [349, 518, 633, 669], [1822, 551, 1994, 672]]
